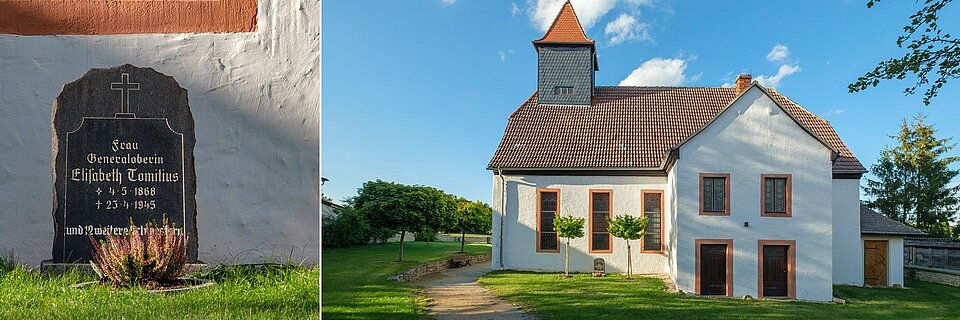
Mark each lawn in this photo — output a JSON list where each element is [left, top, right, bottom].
[[322, 241, 491, 319], [440, 233, 491, 238], [479, 271, 960, 320], [0, 264, 319, 319]]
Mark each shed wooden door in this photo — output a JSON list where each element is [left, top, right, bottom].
[[700, 244, 727, 295], [762, 245, 789, 297], [864, 240, 888, 286]]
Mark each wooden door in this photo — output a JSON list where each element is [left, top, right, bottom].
[[762, 245, 789, 297], [864, 240, 888, 286], [700, 244, 727, 295]]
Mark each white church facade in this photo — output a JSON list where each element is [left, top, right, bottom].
[[488, 1, 922, 301]]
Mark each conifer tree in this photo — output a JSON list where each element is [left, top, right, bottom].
[[864, 114, 960, 236]]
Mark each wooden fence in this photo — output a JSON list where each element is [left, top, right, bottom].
[[904, 237, 960, 271]]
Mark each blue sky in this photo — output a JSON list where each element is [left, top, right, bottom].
[[322, 0, 960, 205]]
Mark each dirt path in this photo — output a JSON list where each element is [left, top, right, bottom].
[[416, 262, 537, 320]]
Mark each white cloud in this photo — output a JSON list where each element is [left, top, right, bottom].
[[766, 44, 789, 63], [689, 72, 703, 83], [441, 0, 456, 5], [754, 64, 801, 88], [825, 109, 847, 116], [624, 0, 653, 5], [604, 13, 651, 46], [499, 49, 515, 62], [530, 0, 617, 32], [619, 58, 688, 86], [512, 2, 521, 16]]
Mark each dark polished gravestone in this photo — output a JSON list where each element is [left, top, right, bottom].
[[49, 64, 198, 263]]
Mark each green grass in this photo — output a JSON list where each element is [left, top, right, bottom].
[[479, 271, 960, 320], [440, 233, 491, 238], [322, 241, 491, 319], [0, 264, 319, 319]]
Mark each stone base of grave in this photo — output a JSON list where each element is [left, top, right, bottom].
[[40, 260, 209, 276]]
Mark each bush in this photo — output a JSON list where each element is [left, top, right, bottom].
[[88, 221, 187, 288], [414, 229, 438, 242], [322, 206, 373, 248]]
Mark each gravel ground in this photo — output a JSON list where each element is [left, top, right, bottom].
[[417, 262, 537, 320]]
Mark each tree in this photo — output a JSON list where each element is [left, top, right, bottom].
[[553, 212, 585, 278], [849, 0, 958, 105], [321, 205, 372, 248], [863, 114, 960, 236], [453, 199, 493, 253], [863, 150, 910, 223], [607, 214, 648, 279], [353, 180, 457, 261]]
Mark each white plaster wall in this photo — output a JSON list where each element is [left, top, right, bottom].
[[863, 235, 905, 287], [492, 173, 505, 270], [493, 174, 671, 274], [667, 164, 679, 280], [833, 179, 863, 285], [0, 0, 320, 266], [673, 87, 835, 301]]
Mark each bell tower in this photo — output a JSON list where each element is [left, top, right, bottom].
[[532, 1, 597, 106]]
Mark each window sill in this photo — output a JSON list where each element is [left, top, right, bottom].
[[699, 211, 730, 216], [760, 212, 792, 218]]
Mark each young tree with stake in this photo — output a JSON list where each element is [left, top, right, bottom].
[[607, 214, 648, 279], [553, 212, 585, 278]]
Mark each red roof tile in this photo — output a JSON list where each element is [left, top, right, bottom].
[[533, 1, 594, 45], [487, 86, 866, 175]]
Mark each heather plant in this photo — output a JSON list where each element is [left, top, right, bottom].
[[88, 220, 188, 288]]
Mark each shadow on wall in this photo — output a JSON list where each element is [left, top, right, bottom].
[[502, 178, 659, 274], [0, 2, 319, 266]]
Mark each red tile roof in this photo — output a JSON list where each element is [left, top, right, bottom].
[[533, 1, 594, 45], [487, 86, 866, 175]]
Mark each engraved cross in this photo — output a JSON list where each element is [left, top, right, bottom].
[[110, 73, 140, 114]]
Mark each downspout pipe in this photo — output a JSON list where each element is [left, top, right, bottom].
[[497, 167, 505, 269]]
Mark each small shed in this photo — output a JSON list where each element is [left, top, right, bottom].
[[860, 206, 926, 286]]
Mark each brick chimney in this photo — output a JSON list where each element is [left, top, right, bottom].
[[735, 74, 752, 95]]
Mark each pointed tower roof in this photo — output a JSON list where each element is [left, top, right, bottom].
[[533, 1, 594, 45]]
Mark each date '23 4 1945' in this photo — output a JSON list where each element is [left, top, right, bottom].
[[93, 186, 157, 211]]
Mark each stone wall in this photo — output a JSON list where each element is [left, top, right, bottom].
[[906, 266, 960, 287], [390, 253, 491, 283], [436, 234, 491, 244]]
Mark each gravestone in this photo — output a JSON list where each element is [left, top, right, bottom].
[[593, 258, 605, 277], [50, 64, 198, 262]]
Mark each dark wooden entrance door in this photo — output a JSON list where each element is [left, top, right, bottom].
[[864, 240, 888, 286], [700, 244, 727, 295], [762, 245, 789, 297]]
